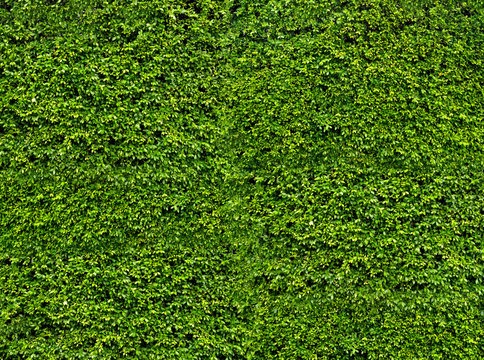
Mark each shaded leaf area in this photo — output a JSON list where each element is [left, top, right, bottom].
[[1, 0, 484, 359]]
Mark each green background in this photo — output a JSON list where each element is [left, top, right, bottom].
[[1, 0, 483, 358]]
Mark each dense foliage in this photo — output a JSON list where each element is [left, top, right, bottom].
[[1, 0, 483, 358]]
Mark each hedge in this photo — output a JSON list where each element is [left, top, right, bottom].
[[1, 0, 483, 359]]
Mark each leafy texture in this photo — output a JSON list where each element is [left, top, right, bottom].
[[1, 0, 483, 359]]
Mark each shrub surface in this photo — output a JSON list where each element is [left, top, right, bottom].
[[1, 0, 483, 359]]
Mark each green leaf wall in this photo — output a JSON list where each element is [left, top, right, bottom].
[[1, 0, 483, 358]]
